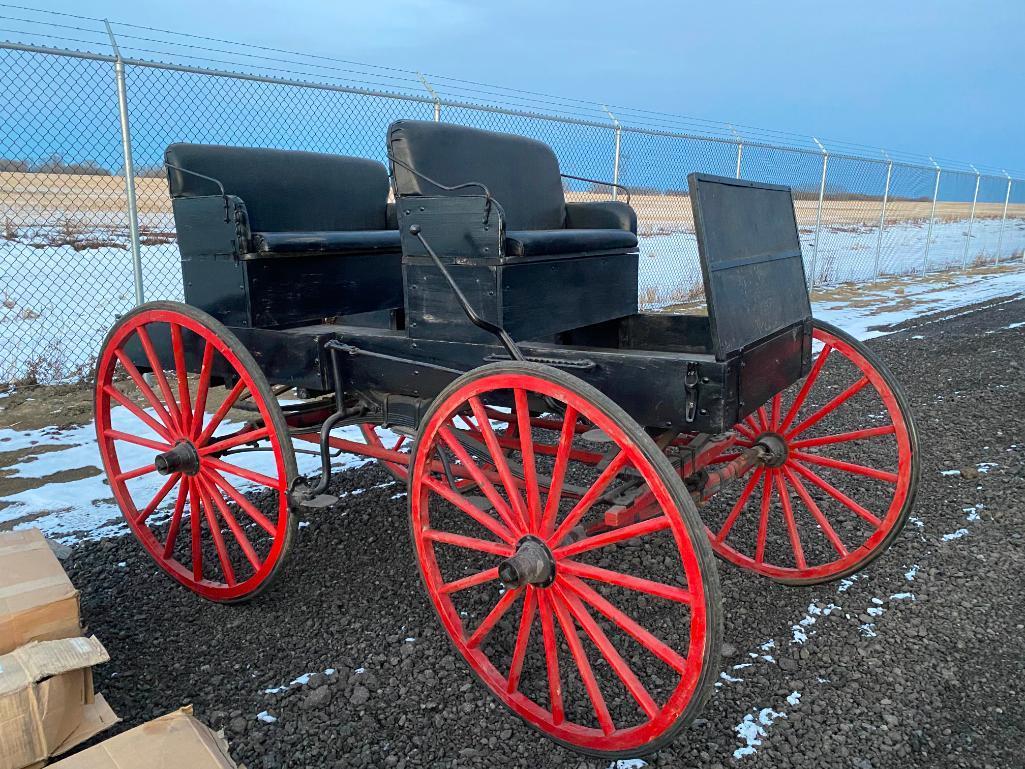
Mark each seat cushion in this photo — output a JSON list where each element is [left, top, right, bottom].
[[251, 230, 402, 256], [504, 229, 638, 258], [388, 121, 566, 231], [165, 144, 390, 232]]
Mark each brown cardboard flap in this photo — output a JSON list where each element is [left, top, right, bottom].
[[0, 635, 110, 696], [0, 528, 81, 655], [48, 707, 238, 769], [0, 636, 113, 769], [52, 693, 120, 756]]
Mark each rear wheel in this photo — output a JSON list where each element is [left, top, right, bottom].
[[95, 301, 297, 602], [408, 362, 721, 758], [696, 320, 919, 585]]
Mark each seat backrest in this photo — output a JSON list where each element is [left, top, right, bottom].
[[388, 121, 566, 231], [688, 173, 811, 359], [164, 144, 391, 232]]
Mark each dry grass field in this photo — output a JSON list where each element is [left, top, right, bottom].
[[3, 171, 1023, 235]]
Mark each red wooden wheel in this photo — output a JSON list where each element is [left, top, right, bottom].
[[695, 320, 919, 585], [409, 362, 721, 758], [94, 301, 297, 602]]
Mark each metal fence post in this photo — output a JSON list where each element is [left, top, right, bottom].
[[728, 125, 743, 179], [874, 153, 892, 278], [923, 158, 941, 273], [995, 171, 1011, 265], [962, 164, 980, 269], [417, 72, 441, 121], [809, 137, 828, 289], [603, 105, 622, 201], [105, 21, 144, 305]]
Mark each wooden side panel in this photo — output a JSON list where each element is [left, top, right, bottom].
[[499, 254, 638, 340], [245, 252, 403, 328]]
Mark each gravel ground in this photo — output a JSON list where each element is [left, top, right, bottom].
[[64, 295, 1025, 769]]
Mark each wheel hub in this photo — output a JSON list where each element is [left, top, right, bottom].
[[154, 440, 201, 476], [498, 535, 556, 589], [755, 431, 789, 467]]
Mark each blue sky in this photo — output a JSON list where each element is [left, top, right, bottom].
[[22, 0, 1025, 173]]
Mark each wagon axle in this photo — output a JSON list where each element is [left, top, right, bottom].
[[154, 440, 201, 476]]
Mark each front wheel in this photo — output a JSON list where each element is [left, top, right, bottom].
[[407, 362, 721, 759], [696, 319, 920, 585], [94, 301, 298, 602]]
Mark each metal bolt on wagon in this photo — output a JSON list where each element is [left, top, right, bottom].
[[94, 121, 920, 759]]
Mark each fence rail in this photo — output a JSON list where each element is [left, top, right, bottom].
[[1, 35, 1024, 384]]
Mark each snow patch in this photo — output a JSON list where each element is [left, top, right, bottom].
[[942, 528, 970, 541], [733, 706, 789, 759]]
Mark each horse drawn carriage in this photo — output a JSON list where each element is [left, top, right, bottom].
[[94, 121, 919, 758]]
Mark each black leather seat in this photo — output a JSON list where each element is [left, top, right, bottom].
[[387, 120, 637, 259], [165, 143, 403, 328], [166, 144, 395, 237]]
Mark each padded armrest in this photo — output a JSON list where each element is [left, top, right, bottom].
[[564, 201, 637, 235]]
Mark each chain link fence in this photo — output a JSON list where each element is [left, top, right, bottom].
[[2, 39, 1024, 383]]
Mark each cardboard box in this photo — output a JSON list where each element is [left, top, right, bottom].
[[48, 707, 237, 769], [0, 635, 119, 769], [0, 529, 81, 655]]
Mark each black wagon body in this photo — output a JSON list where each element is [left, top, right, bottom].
[[96, 120, 919, 760]]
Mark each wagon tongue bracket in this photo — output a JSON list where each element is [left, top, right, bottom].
[[498, 536, 556, 589], [154, 441, 201, 477]]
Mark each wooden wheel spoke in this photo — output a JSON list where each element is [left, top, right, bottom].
[[779, 344, 833, 433], [204, 468, 279, 537], [466, 587, 521, 648], [770, 392, 783, 430], [786, 375, 869, 440], [540, 405, 579, 536], [187, 478, 203, 581], [549, 451, 629, 547], [113, 349, 177, 433], [506, 588, 538, 694], [550, 589, 615, 736], [756, 406, 770, 432], [789, 424, 896, 449], [554, 515, 670, 559], [104, 385, 174, 442], [774, 470, 807, 570], [162, 481, 189, 559], [104, 429, 171, 453], [204, 456, 282, 490], [755, 470, 774, 564], [424, 476, 516, 544], [199, 426, 271, 457], [196, 379, 249, 447], [422, 528, 514, 558], [562, 575, 688, 674], [537, 591, 565, 725], [136, 325, 184, 434], [514, 388, 542, 530], [558, 559, 692, 604], [788, 460, 882, 527], [558, 584, 660, 720], [190, 342, 214, 440], [469, 396, 529, 530], [791, 451, 898, 484], [198, 474, 261, 572], [439, 426, 522, 536], [170, 323, 193, 435], [783, 465, 848, 557], [196, 477, 236, 586], [135, 472, 180, 525], [716, 466, 764, 542], [115, 462, 159, 482], [440, 566, 501, 595]]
